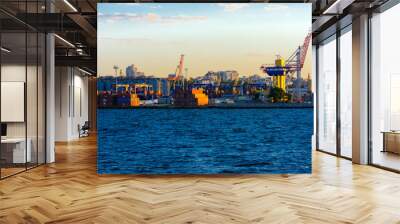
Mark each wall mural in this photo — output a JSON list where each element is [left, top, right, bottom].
[[97, 3, 313, 174]]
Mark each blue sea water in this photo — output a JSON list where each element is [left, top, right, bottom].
[[97, 108, 313, 174]]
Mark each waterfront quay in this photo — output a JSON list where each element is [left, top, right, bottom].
[[97, 75, 313, 108], [99, 102, 313, 109]]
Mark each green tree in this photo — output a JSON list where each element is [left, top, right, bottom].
[[269, 87, 287, 102]]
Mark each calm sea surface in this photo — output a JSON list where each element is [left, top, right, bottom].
[[97, 108, 313, 174]]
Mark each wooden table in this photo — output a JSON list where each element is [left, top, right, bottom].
[[381, 131, 400, 154]]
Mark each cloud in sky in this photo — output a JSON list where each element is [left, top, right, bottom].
[[103, 3, 162, 9], [112, 3, 141, 6], [99, 37, 153, 42], [264, 4, 289, 12], [217, 3, 249, 12], [148, 4, 162, 9], [98, 3, 310, 77], [99, 12, 207, 23]]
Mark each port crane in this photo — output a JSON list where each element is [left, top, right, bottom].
[[169, 54, 185, 81], [260, 31, 312, 102], [168, 54, 186, 95], [176, 54, 185, 78]]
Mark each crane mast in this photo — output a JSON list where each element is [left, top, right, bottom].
[[176, 54, 185, 78], [169, 54, 185, 81]]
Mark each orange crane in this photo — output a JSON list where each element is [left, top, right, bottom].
[[176, 54, 184, 78], [169, 54, 185, 81], [261, 32, 312, 101]]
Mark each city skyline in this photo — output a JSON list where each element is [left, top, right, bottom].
[[102, 63, 311, 80], [98, 3, 312, 78]]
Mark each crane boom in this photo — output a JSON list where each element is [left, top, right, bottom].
[[261, 31, 311, 72], [177, 54, 184, 78], [300, 32, 312, 68], [168, 54, 185, 81]]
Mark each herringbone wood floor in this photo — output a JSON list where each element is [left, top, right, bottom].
[[1, 135, 400, 224]]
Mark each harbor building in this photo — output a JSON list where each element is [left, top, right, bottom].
[[126, 64, 138, 78], [126, 64, 145, 78]]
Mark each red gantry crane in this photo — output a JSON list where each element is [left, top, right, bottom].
[[169, 54, 185, 81], [261, 32, 312, 102]]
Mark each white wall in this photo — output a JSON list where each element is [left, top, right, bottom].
[[55, 67, 89, 141], [71, 73, 89, 138], [1, 64, 26, 81], [1, 65, 41, 138], [55, 67, 69, 141], [1, 63, 46, 164]]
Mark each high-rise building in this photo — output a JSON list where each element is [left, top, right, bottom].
[[126, 64, 138, 78], [225, 70, 239, 81], [216, 70, 239, 81]]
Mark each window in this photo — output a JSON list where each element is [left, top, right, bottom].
[[370, 3, 400, 171], [339, 27, 352, 158], [0, 1, 46, 179], [317, 35, 337, 154]]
